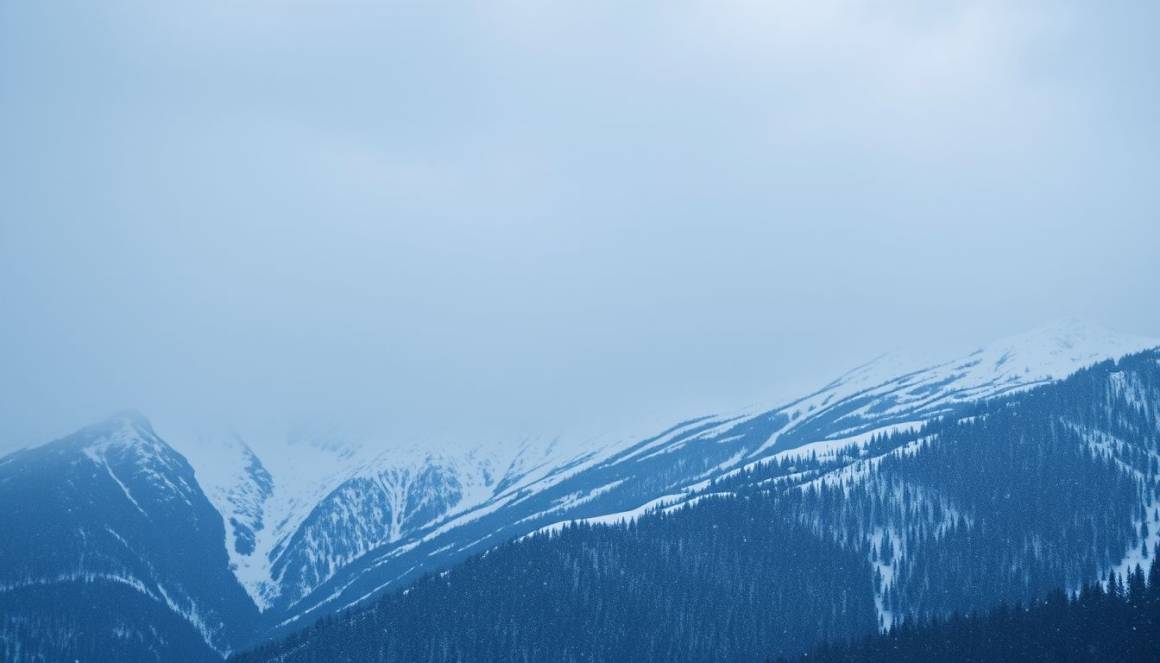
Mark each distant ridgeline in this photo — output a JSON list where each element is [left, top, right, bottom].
[[231, 351, 1160, 662]]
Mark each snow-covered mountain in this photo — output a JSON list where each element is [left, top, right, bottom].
[[0, 413, 258, 661], [178, 319, 1160, 634], [173, 423, 579, 617], [3, 319, 1157, 659], [232, 343, 1160, 663]]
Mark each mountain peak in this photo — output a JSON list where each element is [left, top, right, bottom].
[[102, 409, 155, 433], [976, 319, 1159, 381], [71, 410, 159, 452], [1003, 317, 1152, 349], [0, 412, 164, 471]]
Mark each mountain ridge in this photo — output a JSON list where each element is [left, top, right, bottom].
[[180, 319, 1160, 628], [3, 319, 1158, 659], [230, 346, 1160, 661]]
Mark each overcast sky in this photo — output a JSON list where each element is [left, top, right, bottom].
[[2, 0, 1158, 452]]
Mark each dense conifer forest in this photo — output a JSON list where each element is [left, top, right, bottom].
[[0, 582, 219, 663], [782, 546, 1160, 663], [234, 352, 1160, 662], [232, 493, 878, 662]]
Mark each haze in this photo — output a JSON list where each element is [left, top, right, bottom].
[[2, 1, 1158, 452]]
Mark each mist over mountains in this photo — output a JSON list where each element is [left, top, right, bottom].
[[4, 3, 1160, 660], [4, 320, 1160, 660]]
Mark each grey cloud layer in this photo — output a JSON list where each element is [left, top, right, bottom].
[[1, 1, 1157, 450]]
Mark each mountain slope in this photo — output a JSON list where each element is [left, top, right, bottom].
[[0, 414, 258, 661], [780, 562, 1160, 663], [234, 493, 880, 663], [231, 348, 1160, 662], [209, 320, 1158, 632], [2, 320, 1156, 658]]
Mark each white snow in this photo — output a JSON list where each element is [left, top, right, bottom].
[[5, 318, 1151, 657], [525, 492, 692, 539], [83, 450, 148, 517], [152, 319, 1158, 615]]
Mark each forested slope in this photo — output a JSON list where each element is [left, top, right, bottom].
[[234, 351, 1160, 662]]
